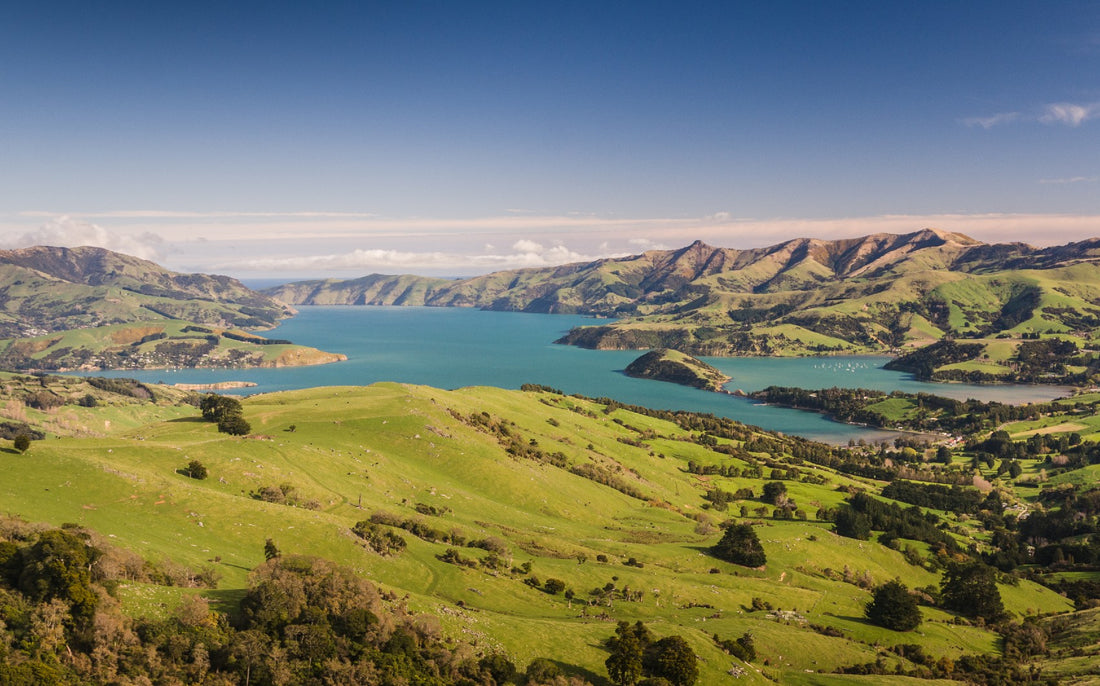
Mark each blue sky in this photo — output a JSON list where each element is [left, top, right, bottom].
[[2, 1, 1098, 277]]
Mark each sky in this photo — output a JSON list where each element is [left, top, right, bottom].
[[2, 1, 1099, 278]]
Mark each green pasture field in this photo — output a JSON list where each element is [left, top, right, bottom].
[[0, 382, 1078, 683]]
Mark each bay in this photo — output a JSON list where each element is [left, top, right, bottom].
[[83, 306, 1071, 444]]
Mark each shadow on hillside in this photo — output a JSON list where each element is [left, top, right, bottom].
[[166, 416, 207, 423], [833, 614, 874, 627], [204, 588, 248, 618], [553, 657, 606, 686], [0, 447, 23, 455]]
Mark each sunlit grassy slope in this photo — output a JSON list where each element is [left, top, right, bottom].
[[1, 381, 1077, 683]]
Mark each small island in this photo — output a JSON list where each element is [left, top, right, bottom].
[[624, 348, 731, 392]]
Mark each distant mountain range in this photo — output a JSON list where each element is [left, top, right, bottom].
[[7, 231, 1100, 378], [265, 229, 1100, 367]]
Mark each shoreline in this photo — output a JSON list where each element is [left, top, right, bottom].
[[171, 381, 259, 391]]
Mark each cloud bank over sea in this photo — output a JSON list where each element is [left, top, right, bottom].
[[4, 210, 1100, 278]]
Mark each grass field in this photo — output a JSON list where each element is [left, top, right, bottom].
[[1, 380, 1081, 683]]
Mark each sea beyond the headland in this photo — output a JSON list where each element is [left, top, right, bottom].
[[75, 306, 1071, 445]]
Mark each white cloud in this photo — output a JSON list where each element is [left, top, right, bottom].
[[627, 237, 670, 251], [1, 215, 165, 261], [511, 239, 544, 253], [1039, 102, 1100, 126], [962, 102, 1100, 129], [220, 249, 456, 273], [9, 210, 1100, 278], [1039, 176, 1098, 184], [216, 240, 624, 274], [961, 112, 1020, 129], [19, 209, 380, 220]]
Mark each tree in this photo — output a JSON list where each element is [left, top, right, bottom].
[[16, 529, 100, 627], [200, 394, 243, 422], [478, 653, 516, 684], [833, 506, 872, 540], [12, 434, 30, 453], [935, 445, 952, 464], [200, 393, 250, 435], [543, 578, 566, 595], [525, 657, 561, 683], [186, 459, 208, 480], [606, 621, 650, 685], [761, 481, 787, 505], [711, 524, 766, 568], [643, 635, 698, 686], [218, 415, 252, 436], [940, 561, 1005, 622], [865, 579, 922, 631], [264, 538, 280, 561]]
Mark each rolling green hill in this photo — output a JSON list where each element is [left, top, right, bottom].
[[0, 246, 344, 370], [3, 377, 1094, 684], [266, 230, 1100, 380], [624, 348, 731, 391]]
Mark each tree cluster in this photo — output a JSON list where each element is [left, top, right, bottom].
[[0, 532, 585, 685], [605, 621, 698, 686], [199, 393, 251, 435]]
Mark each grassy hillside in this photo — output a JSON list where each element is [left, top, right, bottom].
[[2, 379, 1089, 684], [0, 245, 345, 370], [0, 321, 346, 371], [623, 348, 731, 391], [0, 245, 290, 336]]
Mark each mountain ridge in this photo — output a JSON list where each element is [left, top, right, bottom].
[[265, 229, 1100, 366], [0, 245, 290, 336], [267, 229, 1072, 311]]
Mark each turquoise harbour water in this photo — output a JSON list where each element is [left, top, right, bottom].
[[81, 307, 1071, 444]]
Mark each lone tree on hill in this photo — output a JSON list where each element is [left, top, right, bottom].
[[13, 434, 31, 453], [185, 459, 208, 480], [865, 579, 922, 631], [711, 523, 766, 568]]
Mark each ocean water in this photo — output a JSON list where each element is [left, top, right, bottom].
[[80, 306, 1071, 444]]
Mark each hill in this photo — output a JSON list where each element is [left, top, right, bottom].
[[265, 230, 1100, 380], [3, 377, 1097, 683], [0, 245, 344, 370], [624, 348, 731, 391]]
